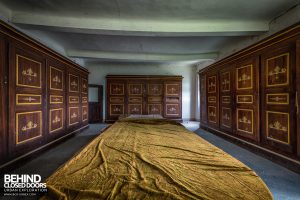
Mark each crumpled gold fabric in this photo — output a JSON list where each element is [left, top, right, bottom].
[[42, 118, 273, 200]]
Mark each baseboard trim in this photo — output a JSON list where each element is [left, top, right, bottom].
[[0, 125, 89, 170]]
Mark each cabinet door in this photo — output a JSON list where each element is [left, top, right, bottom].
[[164, 81, 182, 118], [8, 42, 46, 158], [200, 74, 207, 125], [47, 59, 65, 138], [207, 72, 219, 128], [107, 80, 126, 121], [147, 82, 163, 115], [235, 57, 259, 141], [219, 67, 234, 133], [127, 81, 145, 115], [261, 45, 296, 154]]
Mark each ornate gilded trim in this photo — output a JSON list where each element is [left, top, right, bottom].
[[266, 53, 289, 87], [69, 74, 79, 92], [221, 96, 231, 104], [221, 107, 231, 128], [16, 54, 42, 89], [207, 76, 217, 93], [69, 96, 79, 104], [49, 108, 64, 133], [82, 106, 88, 122], [110, 104, 124, 115], [147, 104, 162, 114], [165, 84, 180, 96], [165, 104, 179, 116], [81, 78, 88, 94], [50, 66, 64, 91], [50, 95, 64, 104], [148, 84, 162, 95], [236, 95, 253, 104], [236, 65, 253, 90], [16, 94, 42, 105], [68, 107, 79, 126], [16, 111, 42, 144], [221, 72, 230, 92], [128, 104, 142, 114], [266, 93, 289, 105], [208, 96, 217, 103], [110, 83, 124, 95], [236, 108, 254, 134], [208, 106, 217, 123], [266, 111, 290, 145]]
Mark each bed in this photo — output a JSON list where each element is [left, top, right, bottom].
[[42, 118, 273, 200]]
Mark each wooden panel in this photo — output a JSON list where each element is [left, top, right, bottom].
[[148, 104, 162, 115], [220, 67, 233, 132], [82, 106, 88, 122], [128, 84, 143, 95], [0, 38, 6, 163], [50, 95, 64, 104], [165, 83, 180, 96], [110, 97, 124, 103], [261, 46, 296, 153], [16, 54, 42, 88], [81, 78, 88, 94], [69, 74, 79, 93], [69, 96, 80, 103], [128, 104, 142, 115], [110, 83, 124, 95], [110, 104, 124, 115], [148, 84, 163, 95], [16, 111, 42, 144], [49, 108, 64, 133], [207, 72, 219, 128], [68, 107, 80, 126], [50, 66, 64, 91], [82, 96, 88, 104], [235, 57, 259, 141], [16, 94, 42, 105], [165, 104, 180, 116]]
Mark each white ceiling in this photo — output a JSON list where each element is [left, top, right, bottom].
[[0, 0, 299, 65]]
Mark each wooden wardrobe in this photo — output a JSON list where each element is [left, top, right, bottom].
[[106, 75, 183, 122], [0, 20, 89, 167], [199, 22, 300, 162]]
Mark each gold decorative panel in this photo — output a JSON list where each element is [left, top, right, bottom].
[[207, 76, 216, 93], [16, 94, 41, 105], [110, 97, 124, 103], [129, 84, 142, 95], [165, 84, 180, 96], [236, 65, 253, 90], [266, 53, 289, 87], [266, 93, 289, 105], [110, 83, 124, 95], [49, 108, 63, 133], [82, 96, 88, 104], [50, 95, 63, 104], [237, 109, 253, 134], [148, 96, 163, 102], [16, 54, 42, 88], [69, 74, 79, 92], [148, 84, 163, 95], [128, 104, 142, 115], [16, 111, 42, 144], [69, 107, 79, 126], [266, 111, 289, 144], [221, 107, 231, 128], [110, 104, 124, 115], [221, 72, 230, 92], [237, 95, 253, 104], [148, 104, 162, 115], [82, 106, 88, 122], [165, 97, 180, 103], [222, 96, 231, 104], [208, 106, 217, 123], [208, 96, 217, 103], [128, 97, 142, 103], [166, 104, 180, 116], [50, 66, 63, 91], [81, 78, 88, 94], [69, 96, 79, 104]]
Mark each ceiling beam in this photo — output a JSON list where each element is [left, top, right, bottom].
[[11, 12, 269, 36], [66, 49, 218, 62]]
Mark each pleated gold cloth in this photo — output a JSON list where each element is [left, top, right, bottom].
[[42, 118, 273, 200]]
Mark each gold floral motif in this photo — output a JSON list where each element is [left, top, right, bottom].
[[71, 80, 78, 88], [222, 79, 230, 89], [168, 87, 177, 94], [21, 121, 38, 131], [53, 75, 61, 85], [83, 110, 87, 115], [113, 106, 121, 112], [209, 111, 216, 117], [24, 97, 36, 102], [131, 87, 140, 93], [168, 107, 177, 112], [208, 82, 216, 90], [113, 87, 121, 93], [269, 96, 285, 102], [151, 107, 159, 112], [238, 116, 251, 124], [70, 112, 77, 119], [268, 65, 287, 80], [269, 121, 287, 132], [52, 116, 61, 124], [22, 67, 37, 81], [238, 73, 251, 84], [82, 83, 87, 89]]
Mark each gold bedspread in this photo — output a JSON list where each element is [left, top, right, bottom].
[[42, 118, 273, 200]]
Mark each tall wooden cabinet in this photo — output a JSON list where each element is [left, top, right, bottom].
[[106, 75, 182, 122], [0, 20, 89, 166], [199, 22, 300, 161]]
